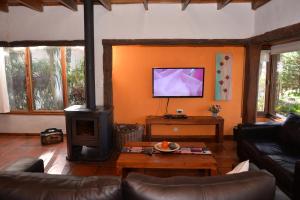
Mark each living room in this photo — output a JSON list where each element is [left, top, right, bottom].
[[0, 0, 300, 199]]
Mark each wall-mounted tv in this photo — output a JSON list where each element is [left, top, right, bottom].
[[152, 68, 205, 98]]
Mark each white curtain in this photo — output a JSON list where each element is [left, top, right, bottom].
[[0, 48, 10, 113]]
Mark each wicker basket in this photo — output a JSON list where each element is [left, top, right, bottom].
[[114, 124, 144, 151]]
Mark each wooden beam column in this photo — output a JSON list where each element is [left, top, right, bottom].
[[0, 0, 8, 12], [103, 43, 113, 107], [242, 43, 261, 123], [16, 0, 43, 12]]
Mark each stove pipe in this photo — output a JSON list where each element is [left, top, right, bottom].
[[84, 0, 96, 110]]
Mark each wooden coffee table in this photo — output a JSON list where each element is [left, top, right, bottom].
[[116, 142, 217, 177]]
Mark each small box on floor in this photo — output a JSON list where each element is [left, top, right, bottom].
[[41, 128, 63, 145]]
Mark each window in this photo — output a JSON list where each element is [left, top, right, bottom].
[[274, 51, 300, 116], [2, 46, 85, 113], [66, 47, 85, 106], [257, 51, 269, 113], [257, 48, 300, 117]]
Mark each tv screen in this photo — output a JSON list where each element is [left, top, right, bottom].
[[152, 68, 205, 98]]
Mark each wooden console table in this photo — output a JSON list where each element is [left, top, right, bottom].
[[145, 116, 224, 143]]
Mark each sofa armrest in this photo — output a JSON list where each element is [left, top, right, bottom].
[[4, 158, 44, 173], [0, 172, 121, 200], [235, 123, 282, 141]]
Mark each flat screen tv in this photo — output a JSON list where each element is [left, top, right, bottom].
[[152, 68, 205, 98]]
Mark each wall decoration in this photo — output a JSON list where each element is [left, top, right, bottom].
[[215, 53, 232, 100]]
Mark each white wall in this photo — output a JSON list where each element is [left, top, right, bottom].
[[0, 115, 65, 133], [7, 6, 84, 41], [0, 3, 259, 133], [255, 0, 300, 35]]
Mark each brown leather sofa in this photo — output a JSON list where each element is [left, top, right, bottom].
[[235, 113, 300, 200], [0, 170, 276, 200], [0, 157, 287, 200]]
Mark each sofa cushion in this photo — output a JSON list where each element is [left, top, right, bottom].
[[279, 113, 300, 155], [266, 155, 300, 174], [0, 172, 122, 200], [123, 172, 275, 200], [254, 142, 285, 155]]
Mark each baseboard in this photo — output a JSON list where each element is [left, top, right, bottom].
[[0, 133, 40, 136]]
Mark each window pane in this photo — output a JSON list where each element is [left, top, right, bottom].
[[66, 46, 85, 106], [257, 61, 267, 112], [30, 47, 64, 110], [275, 51, 300, 116], [4, 47, 28, 111]]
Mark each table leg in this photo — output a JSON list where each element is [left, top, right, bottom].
[[210, 168, 218, 176], [145, 124, 151, 141], [116, 166, 123, 177], [216, 122, 224, 143]]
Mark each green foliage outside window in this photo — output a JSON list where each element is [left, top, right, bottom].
[[66, 47, 85, 106], [67, 59, 85, 105], [275, 51, 300, 116], [31, 47, 64, 110], [4, 48, 27, 110]]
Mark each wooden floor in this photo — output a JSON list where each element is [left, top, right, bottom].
[[0, 135, 238, 176]]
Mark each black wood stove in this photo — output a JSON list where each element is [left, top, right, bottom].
[[64, 0, 113, 161], [64, 105, 113, 161]]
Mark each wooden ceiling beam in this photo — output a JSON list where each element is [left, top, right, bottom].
[[58, 0, 77, 11], [16, 0, 43, 12], [252, 0, 271, 10], [97, 0, 112, 11], [0, 0, 8, 12], [217, 0, 233, 10], [143, 0, 148, 10], [182, 0, 191, 11]]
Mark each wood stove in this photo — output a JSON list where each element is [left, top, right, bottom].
[[65, 105, 113, 161], [64, 0, 113, 161]]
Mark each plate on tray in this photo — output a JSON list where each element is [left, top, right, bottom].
[[154, 142, 180, 152]]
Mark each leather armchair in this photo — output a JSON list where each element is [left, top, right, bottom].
[[235, 118, 300, 200]]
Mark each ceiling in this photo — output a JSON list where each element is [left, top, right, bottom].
[[0, 0, 272, 12]]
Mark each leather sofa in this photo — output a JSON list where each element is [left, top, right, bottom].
[[235, 113, 300, 199], [0, 158, 281, 200], [0, 170, 276, 200]]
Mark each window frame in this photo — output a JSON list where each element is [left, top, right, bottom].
[[256, 59, 271, 117], [4, 45, 84, 115], [257, 53, 295, 119]]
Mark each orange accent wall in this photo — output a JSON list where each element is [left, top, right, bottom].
[[113, 46, 245, 135]]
